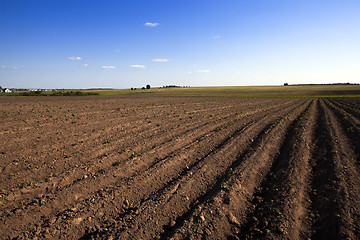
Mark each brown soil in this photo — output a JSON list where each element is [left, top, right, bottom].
[[0, 96, 359, 239]]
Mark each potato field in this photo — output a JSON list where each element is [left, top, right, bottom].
[[0, 95, 359, 239]]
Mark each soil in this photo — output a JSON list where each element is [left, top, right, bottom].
[[0, 96, 359, 239]]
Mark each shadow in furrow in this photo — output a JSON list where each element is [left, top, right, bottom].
[[79, 119, 267, 240], [80, 102, 306, 240], [324, 98, 360, 166], [159, 122, 275, 240], [237, 101, 313, 239], [158, 102, 311, 239], [309, 100, 340, 239], [330, 98, 360, 120]]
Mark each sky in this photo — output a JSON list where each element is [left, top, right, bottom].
[[1, 0, 360, 89]]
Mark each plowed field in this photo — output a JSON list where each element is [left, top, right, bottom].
[[0, 95, 359, 239]]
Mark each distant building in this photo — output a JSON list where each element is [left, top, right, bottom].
[[5, 89, 12, 93]]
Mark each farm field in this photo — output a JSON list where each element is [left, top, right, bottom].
[[0, 93, 360, 239]]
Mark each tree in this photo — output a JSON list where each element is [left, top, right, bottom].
[[146, 84, 151, 89]]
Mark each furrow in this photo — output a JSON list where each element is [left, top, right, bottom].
[[0, 98, 282, 213], [89, 100, 310, 239], [0, 100, 301, 239], [324, 98, 360, 167], [237, 99, 316, 239], [0, 98, 291, 193], [52, 101, 302, 239], [167, 99, 313, 239], [307, 99, 360, 239]]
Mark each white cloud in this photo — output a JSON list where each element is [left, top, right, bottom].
[[152, 58, 170, 62], [101, 65, 116, 69], [68, 56, 82, 60], [211, 35, 221, 39], [129, 64, 146, 69], [0, 65, 23, 70], [188, 70, 210, 74], [82, 64, 89, 67], [145, 22, 159, 27]]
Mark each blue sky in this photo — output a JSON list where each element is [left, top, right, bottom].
[[1, 0, 359, 89]]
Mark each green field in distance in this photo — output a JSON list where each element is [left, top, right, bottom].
[[88, 84, 360, 97]]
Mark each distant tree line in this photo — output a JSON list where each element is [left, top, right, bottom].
[[2, 90, 99, 96], [161, 85, 190, 88], [129, 85, 191, 90], [284, 82, 359, 86], [131, 85, 151, 90]]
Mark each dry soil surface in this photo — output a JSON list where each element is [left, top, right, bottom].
[[0, 96, 359, 239]]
